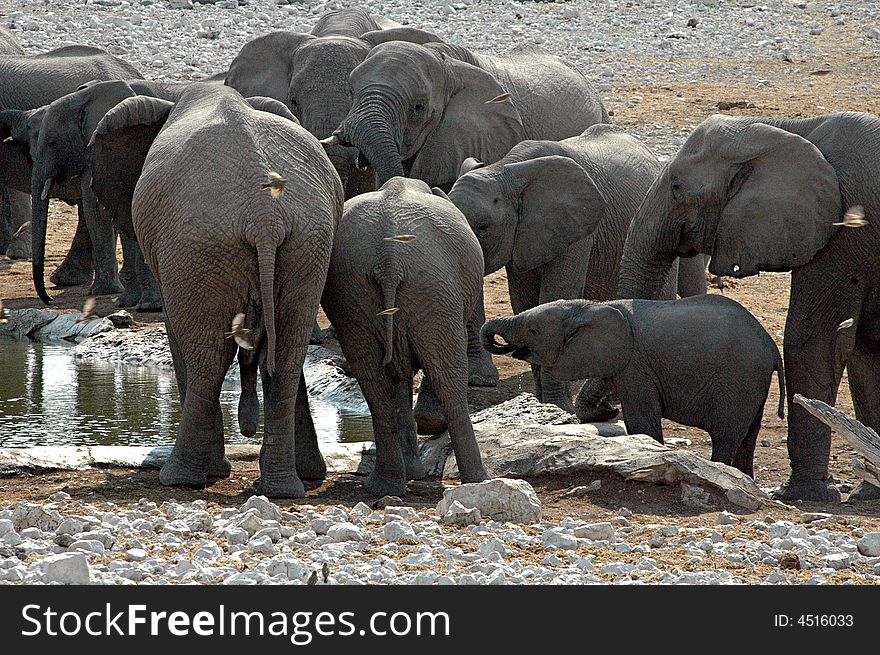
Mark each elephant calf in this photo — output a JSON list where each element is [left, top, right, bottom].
[[482, 295, 784, 477], [322, 177, 489, 496]]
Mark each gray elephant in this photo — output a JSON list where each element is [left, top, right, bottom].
[[324, 40, 610, 388], [0, 24, 28, 255], [88, 84, 342, 497], [6, 79, 200, 310], [322, 177, 489, 496], [226, 6, 440, 199], [449, 124, 708, 409], [615, 111, 880, 503], [0, 44, 142, 296], [482, 296, 784, 477]]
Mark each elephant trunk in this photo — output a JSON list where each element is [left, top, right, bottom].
[[480, 317, 518, 355], [334, 95, 403, 186], [616, 165, 678, 300], [30, 174, 53, 304]]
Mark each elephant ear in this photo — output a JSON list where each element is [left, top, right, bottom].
[[408, 57, 525, 188], [225, 32, 313, 102], [711, 123, 841, 277], [552, 303, 633, 381], [87, 96, 174, 223], [361, 27, 443, 46], [245, 96, 300, 124], [503, 155, 606, 273]]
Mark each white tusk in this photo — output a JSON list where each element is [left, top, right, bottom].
[[319, 135, 340, 148]]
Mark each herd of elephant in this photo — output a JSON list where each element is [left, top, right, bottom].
[[2, 6, 879, 504]]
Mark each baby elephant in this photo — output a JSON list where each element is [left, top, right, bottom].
[[481, 295, 784, 477], [322, 177, 489, 496]]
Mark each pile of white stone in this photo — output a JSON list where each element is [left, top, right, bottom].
[[2, 480, 878, 585]]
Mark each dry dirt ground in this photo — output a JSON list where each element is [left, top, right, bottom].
[[2, 32, 880, 527]]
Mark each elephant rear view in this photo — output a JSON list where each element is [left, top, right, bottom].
[[326, 41, 610, 190], [89, 85, 342, 498], [322, 177, 488, 496]]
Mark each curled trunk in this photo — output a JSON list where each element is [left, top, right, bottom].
[[480, 316, 517, 355], [335, 98, 404, 186]]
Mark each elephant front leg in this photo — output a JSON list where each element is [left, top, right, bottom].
[[772, 279, 852, 502], [842, 340, 880, 501], [294, 372, 327, 482], [81, 183, 122, 296], [466, 290, 499, 387], [255, 368, 305, 498], [538, 366, 574, 412], [49, 205, 94, 287], [117, 234, 142, 307], [413, 374, 447, 436]]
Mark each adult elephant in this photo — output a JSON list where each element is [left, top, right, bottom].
[[615, 111, 880, 503], [4, 79, 202, 310], [225, 6, 440, 199], [324, 40, 610, 386], [448, 125, 705, 411], [88, 84, 341, 496], [0, 45, 142, 296], [0, 26, 28, 255]]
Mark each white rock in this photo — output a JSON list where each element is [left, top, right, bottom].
[[440, 501, 482, 527], [0, 519, 14, 537], [857, 533, 880, 557], [822, 552, 852, 570], [327, 523, 368, 543], [240, 496, 282, 521], [383, 520, 418, 544], [574, 522, 615, 541], [35, 553, 91, 584], [12, 503, 60, 532], [436, 479, 541, 525], [717, 511, 738, 525], [542, 528, 579, 550], [248, 536, 276, 556], [125, 548, 148, 562]]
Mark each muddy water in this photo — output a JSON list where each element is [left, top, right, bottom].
[[0, 338, 373, 447]]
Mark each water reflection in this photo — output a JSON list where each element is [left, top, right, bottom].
[[0, 337, 373, 447]]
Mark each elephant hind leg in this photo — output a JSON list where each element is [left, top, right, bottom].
[[360, 373, 408, 497], [732, 409, 762, 478], [395, 378, 425, 480], [294, 371, 327, 482]]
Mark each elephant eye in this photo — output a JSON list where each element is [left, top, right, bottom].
[[476, 224, 489, 234], [411, 103, 425, 116], [493, 198, 499, 205], [528, 328, 538, 336]]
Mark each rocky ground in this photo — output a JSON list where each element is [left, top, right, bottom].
[[2, 1, 880, 584]]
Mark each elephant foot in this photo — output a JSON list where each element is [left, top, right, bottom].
[[771, 476, 841, 503], [310, 323, 325, 345], [296, 450, 328, 482], [253, 474, 305, 499], [206, 456, 232, 480], [576, 398, 620, 424], [544, 395, 576, 414], [364, 472, 407, 497], [467, 352, 499, 387], [846, 481, 880, 502], [116, 286, 141, 308], [459, 466, 490, 484], [159, 456, 208, 489], [50, 263, 92, 287], [89, 278, 125, 296], [136, 296, 163, 313], [404, 452, 427, 481]]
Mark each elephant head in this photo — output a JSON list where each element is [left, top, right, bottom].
[[328, 41, 525, 189], [0, 107, 40, 192], [448, 151, 606, 274], [481, 300, 633, 380], [617, 115, 842, 300], [226, 28, 440, 197]]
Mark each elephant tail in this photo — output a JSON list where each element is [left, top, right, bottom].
[[256, 239, 277, 376], [375, 235, 405, 366], [774, 348, 785, 419]]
